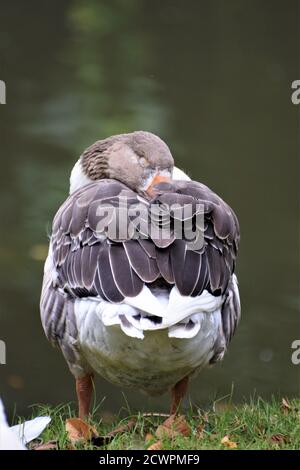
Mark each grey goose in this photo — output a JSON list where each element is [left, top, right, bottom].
[[40, 131, 240, 418]]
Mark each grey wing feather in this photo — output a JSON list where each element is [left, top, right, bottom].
[[221, 274, 241, 347], [209, 274, 241, 364], [152, 180, 240, 296], [50, 181, 145, 301], [40, 266, 91, 377]]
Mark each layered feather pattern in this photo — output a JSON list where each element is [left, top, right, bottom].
[[50, 179, 239, 303]]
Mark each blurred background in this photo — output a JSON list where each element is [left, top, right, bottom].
[[0, 0, 299, 417]]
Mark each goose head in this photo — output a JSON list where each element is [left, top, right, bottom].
[[70, 131, 174, 197]]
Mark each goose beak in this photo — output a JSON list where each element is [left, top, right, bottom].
[[145, 174, 172, 197]]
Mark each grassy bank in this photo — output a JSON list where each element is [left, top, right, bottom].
[[18, 397, 300, 450]]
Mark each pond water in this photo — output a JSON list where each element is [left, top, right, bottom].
[[0, 0, 299, 417]]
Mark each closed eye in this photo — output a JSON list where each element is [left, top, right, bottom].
[[139, 156, 149, 168]]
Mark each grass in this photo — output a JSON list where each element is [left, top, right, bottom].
[[17, 397, 300, 450]]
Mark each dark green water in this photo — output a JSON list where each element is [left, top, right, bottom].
[[0, 0, 299, 416]]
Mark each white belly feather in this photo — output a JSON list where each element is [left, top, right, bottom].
[[74, 286, 223, 394]]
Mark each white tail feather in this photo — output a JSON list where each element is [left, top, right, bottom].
[[124, 285, 165, 317]]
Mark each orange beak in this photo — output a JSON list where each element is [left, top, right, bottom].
[[146, 174, 171, 197]]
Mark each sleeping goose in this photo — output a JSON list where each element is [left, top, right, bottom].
[[40, 131, 240, 418]]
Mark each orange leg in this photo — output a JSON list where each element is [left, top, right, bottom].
[[76, 374, 94, 419], [170, 376, 189, 415]]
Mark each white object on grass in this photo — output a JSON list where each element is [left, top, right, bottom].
[[0, 399, 51, 450]]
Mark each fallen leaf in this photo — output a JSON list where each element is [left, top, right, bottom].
[[148, 440, 163, 450], [106, 419, 136, 438], [145, 433, 155, 443], [270, 434, 287, 445], [196, 424, 204, 440], [33, 440, 58, 450], [281, 397, 292, 414], [221, 435, 238, 449], [65, 418, 97, 444], [156, 415, 191, 439]]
